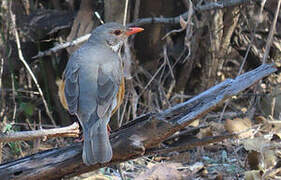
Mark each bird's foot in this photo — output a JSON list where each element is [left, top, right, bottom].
[[74, 136, 84, 143], [107, 124, 111, 135]]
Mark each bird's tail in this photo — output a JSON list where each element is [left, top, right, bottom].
[[82, 118, 112, 166]]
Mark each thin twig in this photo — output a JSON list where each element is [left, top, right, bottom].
[[119, 98, 128, 127], [11, 74, 17, 122], [0, 58, 4, 116], [0, 58, 3, 164], [138, 60, 166, 98], [0, 88, 39, 95], [9, 9, 57, 127], [0, 122, 80, 143], [94, 11, 104, 24], [123, 0, 129, 26], [261, 0, 280, 64], [162, 0, 193, 40], [0, 58, 3, 95], [133, 0, 140, 21], [32, 34, 91, 59]]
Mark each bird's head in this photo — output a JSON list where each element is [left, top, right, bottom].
[[89, 22, 144, 52]]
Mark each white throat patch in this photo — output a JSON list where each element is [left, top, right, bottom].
[[110, 43, 122, 53]]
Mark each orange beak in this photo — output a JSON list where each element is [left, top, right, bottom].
[[126, 27, 144, 36]]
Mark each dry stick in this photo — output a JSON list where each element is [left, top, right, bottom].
[[119, 98, 128, 127], [32, 34, 91, 59], [0, 122, 80, 143], [94, 11, 104, 24], [123, 0, 129, 26], [0, 58, 3, 164], [261, 0, 280, 64], [33, 110, 42, 153], [162, 0, 193, 40], [182, 0, 194, 63], [11, 74, 17, 121], [0, 88, 39, 95], [0, 58, 4, 118], [32, 0, 256, 59], [0, 58, 3, 95], [9, 10, 57, 127], [138, 60, 166, 98], [133, 0, 140, 20]]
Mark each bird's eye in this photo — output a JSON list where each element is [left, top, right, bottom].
[[113, 30, 122, 36]]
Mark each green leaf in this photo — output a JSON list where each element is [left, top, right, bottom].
[[20, 102, 35, 116]]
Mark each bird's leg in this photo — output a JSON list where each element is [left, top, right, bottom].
[[74, 136, 84, 143], [74, 125, 110, 143], [107, 124, 111, 135], [74, 130, 84, 143]]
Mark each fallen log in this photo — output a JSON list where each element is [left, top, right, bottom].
[[0, 64, 276, 180]]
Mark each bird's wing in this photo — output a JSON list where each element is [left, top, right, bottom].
[[96, 65, 119, 118], [63, 61, 80, 115]]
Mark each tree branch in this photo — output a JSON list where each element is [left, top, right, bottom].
[[0, 123, 80, 143], [0, 64, 276, 180], [32, 0, 258, 59]]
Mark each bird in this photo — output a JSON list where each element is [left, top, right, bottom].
[[58, 22, 143, 165]]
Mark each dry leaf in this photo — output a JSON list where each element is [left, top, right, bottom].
[[241, 107, 247, 113], [245, 170, 262, 180], [209, 122, 225, 135], [135, 163, 184, 180], [247, 151, 260, 170], [263, 150, 277, 169], [225, 118, 252, 138], [197, 127, 213, 139], [242, 137, 269, 152], [188, 119, 199, 127], [255, 116, 267, 124], [244, 137, 278, 171]]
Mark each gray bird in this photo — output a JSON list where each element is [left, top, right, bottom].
[[59, 23, 143, 165]]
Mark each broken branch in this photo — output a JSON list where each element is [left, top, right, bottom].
[[0, 123, 80, 143]]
